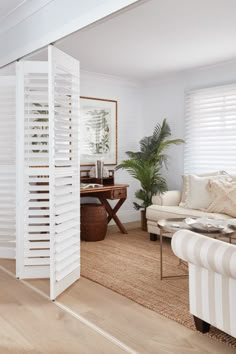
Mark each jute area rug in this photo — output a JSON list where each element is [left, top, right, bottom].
[[81, 227, 236, 348]]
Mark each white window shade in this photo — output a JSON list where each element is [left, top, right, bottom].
[[184, 84, 236, 174]]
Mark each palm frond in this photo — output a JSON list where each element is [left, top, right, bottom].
[[157, 138, 184, 154], [133, 201, 144, 210], [125, 151, 139, 159], [155, 118, 171, 143]]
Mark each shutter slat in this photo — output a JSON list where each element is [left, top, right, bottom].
[[56, 253, 80, 273], [56, 237, 78, 254], [56, 261, 79, 282], [56, 228, 78, 243]]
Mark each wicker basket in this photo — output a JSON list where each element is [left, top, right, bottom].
[[81, 203, 107, 241]]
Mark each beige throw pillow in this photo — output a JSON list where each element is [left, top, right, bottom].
[[179, 171, 225, 206], [179, 174, 231, 210], [207, 179, 236, 217]]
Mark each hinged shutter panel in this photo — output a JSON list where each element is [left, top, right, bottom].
[[0, 76, 16, 259], [16, 61, 50, 278], [48, 46, 80, 300]]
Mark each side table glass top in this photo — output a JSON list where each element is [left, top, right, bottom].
[[157, 217, 235, 236], [158, 218, 190, 234]]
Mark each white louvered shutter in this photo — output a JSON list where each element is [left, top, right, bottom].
[[185, 84, 236, 174], [16, 61, 50, 279], [0, 76, 16, 259], [48, 46, 80, 300]]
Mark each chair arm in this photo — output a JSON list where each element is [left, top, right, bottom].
[[171, 230, 236, 279], [151, 190, 181, 206]]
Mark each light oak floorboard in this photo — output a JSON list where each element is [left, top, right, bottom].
[[0, 264, 128, 354], [0, 258, 235, 354]]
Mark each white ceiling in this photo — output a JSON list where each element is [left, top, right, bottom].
[[51, 0, 236, 81], [0, 0, 26, 21], [0, 0, 54, 35]]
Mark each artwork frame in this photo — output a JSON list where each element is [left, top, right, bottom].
[[80, 96, 118, 166]]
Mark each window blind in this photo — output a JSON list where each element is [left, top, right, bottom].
[[184, 83, 236, 174]]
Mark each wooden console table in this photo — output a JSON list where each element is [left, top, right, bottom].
[[80, 184, 129, 234]]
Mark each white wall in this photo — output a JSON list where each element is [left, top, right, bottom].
[[142, 59, 236, 191], [142, 74, 185, 190], [80, 71, 143, 223], [80, 59, 236, 223], [0, 0, 139, 68], [0, 63, 15, 75]]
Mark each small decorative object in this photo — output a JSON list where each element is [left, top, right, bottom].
[[80, 169, 114, 185], [96, 159, 104, 179], [185, 217, 226, 232], [227, 218, 236, 230], [89, 165, 109, 178], [80, 183, 103, 189], [80, 96, 117, 166]]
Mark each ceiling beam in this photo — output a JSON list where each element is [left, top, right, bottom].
[[0, 0, 139, 68]]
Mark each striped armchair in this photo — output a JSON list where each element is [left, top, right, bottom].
[[171, 230, 236, 337]]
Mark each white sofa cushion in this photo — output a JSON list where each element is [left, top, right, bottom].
[[146, 204, 232, 223], [152, 190, 181, 206]]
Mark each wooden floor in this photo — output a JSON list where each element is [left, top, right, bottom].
[[0, 264, 126, 354], [0, 225, 236, 354]]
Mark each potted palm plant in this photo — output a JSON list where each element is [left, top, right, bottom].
[[116, 119, 184, 231]]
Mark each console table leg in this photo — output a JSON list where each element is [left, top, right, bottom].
[[98, 196, 128, 234]]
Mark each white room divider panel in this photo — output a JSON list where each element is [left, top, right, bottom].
[[48, 46, 80, 300], [0, 76, 16, 259], [16, 61, 50, 279], [16, 47, 80, 300]]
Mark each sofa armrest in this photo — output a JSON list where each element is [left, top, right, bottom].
[[171, 230, 236, 279], [152, 190, 181, 206]]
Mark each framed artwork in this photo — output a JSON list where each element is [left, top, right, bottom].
[[80, 96, 117, 166]]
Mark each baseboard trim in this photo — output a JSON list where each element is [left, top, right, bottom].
[[113, 210, 140, 224], [108, 220, 141, 233]]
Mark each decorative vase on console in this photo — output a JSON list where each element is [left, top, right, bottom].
[[96, 159, 104, 184]]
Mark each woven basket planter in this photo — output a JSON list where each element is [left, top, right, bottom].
[[81, 203, 107, 241]]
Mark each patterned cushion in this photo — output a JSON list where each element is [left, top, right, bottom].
[[207, 179, 236, 217]]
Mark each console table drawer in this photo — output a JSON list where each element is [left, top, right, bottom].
[[110, 188, 127, 200]]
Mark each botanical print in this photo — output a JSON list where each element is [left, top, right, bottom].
[[80, 97, 117, 165], [83, 106, 110, 154]]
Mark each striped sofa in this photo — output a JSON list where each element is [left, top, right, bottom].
[[171, 230, 236, 337]]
